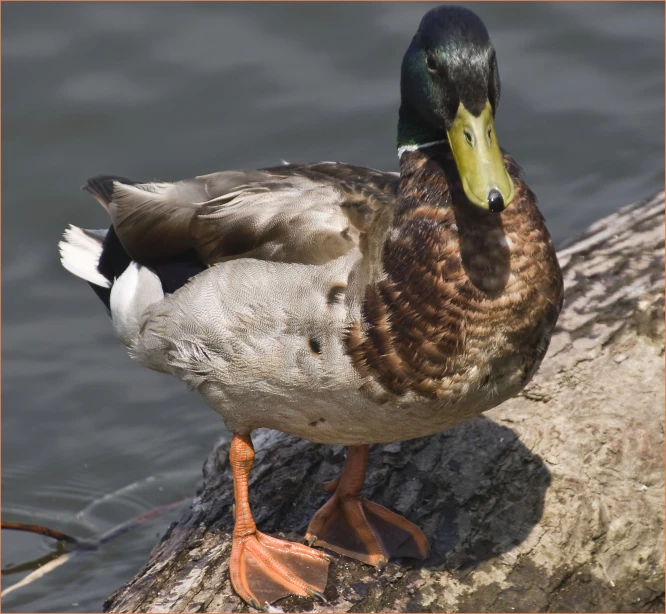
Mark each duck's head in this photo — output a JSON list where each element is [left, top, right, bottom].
[[398, 5, 514, 212]]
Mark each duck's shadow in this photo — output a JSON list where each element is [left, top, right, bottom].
[[247, 414, 550, 575]]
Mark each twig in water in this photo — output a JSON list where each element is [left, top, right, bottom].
[[1, 496, 192, 598], [1, 522, 78, 544]]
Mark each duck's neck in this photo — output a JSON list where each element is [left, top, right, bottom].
[[347, 146, 515, 398], [389, 144, 510, 294], [393, 139, 464, 221], [396, 104, 448, 157]]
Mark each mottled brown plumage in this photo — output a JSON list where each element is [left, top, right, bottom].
[[346, 143, 563, 402]]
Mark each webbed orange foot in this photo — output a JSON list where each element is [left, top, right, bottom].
[[229, 433, 329, 606], [305, 445, 429, 566], [230, 531, 329, 607]]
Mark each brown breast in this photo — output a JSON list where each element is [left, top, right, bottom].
[[345, 145, 564, 402]]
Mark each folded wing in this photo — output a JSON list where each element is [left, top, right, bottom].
[[85, 163, 399, 269]]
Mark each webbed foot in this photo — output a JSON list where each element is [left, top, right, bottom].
[[305, 445, 428, 566], [230, 531, 329, 607]]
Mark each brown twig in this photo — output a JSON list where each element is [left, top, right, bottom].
[[1, 521, 78, 544], [1, 496, 193, 597]]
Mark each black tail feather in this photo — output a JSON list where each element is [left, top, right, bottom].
[[83, 174, 137, 207], [89, 282, 112, 313], [93, 225, 206, 309], [153, 250, 207, 295], [94, 226, 132, 310]]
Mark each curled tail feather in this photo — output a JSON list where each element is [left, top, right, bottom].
[[58, 225, 110, 288]]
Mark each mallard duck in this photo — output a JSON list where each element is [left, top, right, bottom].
[[59, 5, 563, 608]]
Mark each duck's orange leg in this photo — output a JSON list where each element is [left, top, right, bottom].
[[305, 445, 429, 567], [229, 434, 329, 607]]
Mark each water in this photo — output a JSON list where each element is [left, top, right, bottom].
[[2, 3, 663, 611]]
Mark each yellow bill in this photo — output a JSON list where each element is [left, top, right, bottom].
[[446, 100, 515, 212]]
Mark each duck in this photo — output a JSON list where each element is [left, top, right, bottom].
[[59, 5, 563, 608]]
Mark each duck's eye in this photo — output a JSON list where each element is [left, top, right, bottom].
[[426, 54, 438, 73]]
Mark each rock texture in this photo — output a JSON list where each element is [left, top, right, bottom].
[[105, 192, 664, 613]]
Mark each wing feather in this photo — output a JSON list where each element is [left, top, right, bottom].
[[89, 163, 399, 268]]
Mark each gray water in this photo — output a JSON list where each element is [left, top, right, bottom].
[[2, 3, 664, 611]]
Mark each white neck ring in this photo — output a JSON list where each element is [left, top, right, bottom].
[[397, 139, 447, 159]]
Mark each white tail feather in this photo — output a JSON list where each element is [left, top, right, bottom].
[[110, 262, 164, 347], [59, 225, 111, 288]]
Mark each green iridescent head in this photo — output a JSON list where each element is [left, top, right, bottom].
[[398, 5, 514, 212]]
